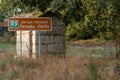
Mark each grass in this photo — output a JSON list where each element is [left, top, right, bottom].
[[0, 42, 15, 53], [0, 40, 115, 57], [66, 45, 116, 57], [0, 70, 18, 80], [66, 40, 116, 57], [0, 40, 119, 80], [0, 54, 118, 80]]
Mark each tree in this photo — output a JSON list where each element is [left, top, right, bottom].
[[50, 0, 120, 40], [0, 0, 52, 22], [51, 0, 87, 23], [0, 0, 120, 40], [0, 0, 52, 43]]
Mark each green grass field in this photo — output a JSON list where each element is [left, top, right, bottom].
[[0, 42, 116, 57], [0, 43, 16, 54], [66, 45, 116, 57]]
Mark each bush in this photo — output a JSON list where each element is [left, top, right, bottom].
[[66, 20, 119, 41], [0, 26, 15, 43], [66, 21, 98, 40]]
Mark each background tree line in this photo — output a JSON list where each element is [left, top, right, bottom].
[[0, 0, 119, 41]]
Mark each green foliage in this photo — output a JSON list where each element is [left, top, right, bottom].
[[0, 29, 15, 43], [65, 0, 120, 40], [0, 27, 7, 36], [51, 0, 86, 23], [0, 0, 119, 40], [20, 0, 51, 12], [66, 22, 96, 40], [0, 0, 52, 22]]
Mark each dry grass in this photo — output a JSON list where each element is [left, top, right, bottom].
[[0, 54, 119, 80]]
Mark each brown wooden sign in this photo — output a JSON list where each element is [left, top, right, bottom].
[[8, 17, 52, 31]]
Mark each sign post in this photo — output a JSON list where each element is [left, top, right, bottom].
[[20, 31, 22, 58], [38, 31, 40, 59], [8, 17, 52, 59]]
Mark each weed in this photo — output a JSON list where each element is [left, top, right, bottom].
[[0, 70, 18, 80], [90, 62, 100, 80], [0, 59, 8, 70], [0, 56, 14, 70]]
